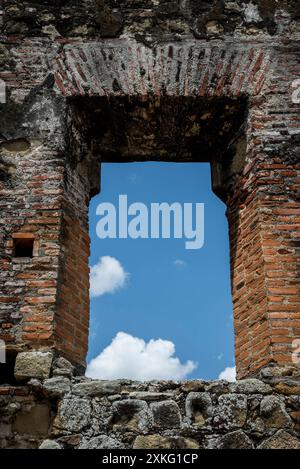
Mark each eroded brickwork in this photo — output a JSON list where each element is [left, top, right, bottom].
[[0, 0, 300, 449]]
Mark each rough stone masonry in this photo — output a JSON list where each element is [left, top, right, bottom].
[[0, 0, 300, 449]]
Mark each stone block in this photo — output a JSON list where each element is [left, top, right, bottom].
[[150, 400, 181, 429], [14, 351, 53, 381]]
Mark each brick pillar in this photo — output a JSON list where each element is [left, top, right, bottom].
[[54, 162, 98, 371], [0, 92, 100, 373], [227, 82, 300, 378], [0, 135, 65, 362]]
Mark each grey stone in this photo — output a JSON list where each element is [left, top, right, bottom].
[[52, 357, 75, 378], [39, 439, 62, 449], [43, 377, 71, 398], [14, 351, 53, 381], [128, 392, 174, 401], [259, 365, 300, 381], [205, 381, 230, 394], [260, 396, 292, 429], [258, 430, 300, 449], [151, 400, 181, 429], [181, 381, 206, 392], [230, 379, 272, 395], [186, 392, 213, 426], [28, 378, 43, 392], [57, 434, 81, 447], [112, 399, 149, 431], [73, 380, 121, 397], [79, 435, 124, 449], [213, 394, 247, 430], [53, 398, 91, 432], [206, 430, 254, 449]]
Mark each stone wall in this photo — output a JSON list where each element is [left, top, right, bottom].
[[1, 353, 300, 449], [1, 1, 300, 41]]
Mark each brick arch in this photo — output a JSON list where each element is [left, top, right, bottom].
[[53, 41, 273, 98]]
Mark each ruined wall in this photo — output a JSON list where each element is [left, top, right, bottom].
[[1, 1, 300, 41], [1, 355, 300, 449], [0, 0, 300, 449]]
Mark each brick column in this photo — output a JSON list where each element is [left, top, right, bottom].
[[227, 60, 300, 377], [0, 135, 65, 362], [0, 92, 100, 374], [54, 161, 98, 371]]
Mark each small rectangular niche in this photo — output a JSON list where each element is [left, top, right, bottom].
[[0, 348, 18, 385], [12, 233, 35, 258]]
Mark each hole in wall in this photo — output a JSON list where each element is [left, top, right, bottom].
[[0, 349, 18, 384], [13, 234, 35, 258], [0, 138, 31, 153]]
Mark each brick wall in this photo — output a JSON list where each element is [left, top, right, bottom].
[[0, 139, 64, 356], [0, 1, 299, 378]]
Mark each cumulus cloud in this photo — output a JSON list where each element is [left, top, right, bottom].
[[218, 366, 236, 382], [86, 332, 197, 381], [90, 256, 128, 298]]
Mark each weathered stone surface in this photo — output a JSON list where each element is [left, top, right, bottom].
[[206, 430, 254, 449], [258, 430, 300, 449], [133, 435, 172, 450], [181, 381, 206, 393], [259, 367, 300, 395], [230, 379, 272, 395], [112, 399, 149, 432], [12, 404, 50, 437], [95, 0, 123, 37], [260, 366, 300, 381], [213, 394, 247, 430], [73, 380, 121, 397], [128, 392, 174, 401], [57, 434, 81, 447], [186, 392, 213, 426], [260, 396, 292, 429], [14, 352, 53, 381], [181, 438, 200, 449], [79, 435, 124, 449], [151, 400, 181, 429], [274, 382, 300, 396], [28, 379, 43, 393], [1, 377, 300, 449], [43, 377, 71, 398], [52, 357, 75, 378], [39, 439, 62, 450], [53, 398, 91, 432]]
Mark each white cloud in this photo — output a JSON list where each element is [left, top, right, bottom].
[[218, 366, 236, 382], [173, 259, 186, 267], [86, 332, 197, 381], [90, 256, 128, 298]]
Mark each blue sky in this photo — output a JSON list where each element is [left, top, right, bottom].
[[87, 162, 235, 381]]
